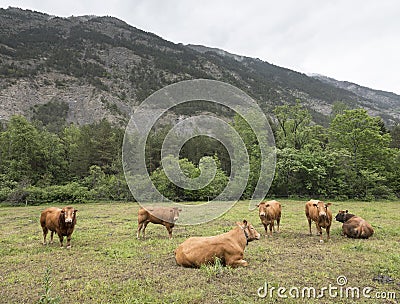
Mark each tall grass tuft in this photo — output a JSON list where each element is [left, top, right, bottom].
[[37, 266, 60, 304], [200, 257, 228, 282]]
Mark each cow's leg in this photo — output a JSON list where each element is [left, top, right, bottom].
[[326, 225, 331, 241], [316, 225, 323, 243], [225, 254, 248, 267], [137, 222, 144, 239], [308, 218, 312, 235], [263, 223, 268, 237], [58, 234, 64, 248], [42, 227, 48, 245], [165, 225, 173, 239], [142, 221, 149, 238], [229, 259, 248, 267], [276, 217, 281, 233], [50, 231, 54, 244], [269, 223, 273, 237], [224, 249, 248, 267], [66, 234, 72, 249]]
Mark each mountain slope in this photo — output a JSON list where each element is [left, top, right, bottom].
[[311, 74, 400, 124], [0, 7, 399, 127]]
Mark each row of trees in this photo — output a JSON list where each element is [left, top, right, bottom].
[[0, 117, 132, 204], [271, 103, 399, 200], [1, 102, 399, 204]]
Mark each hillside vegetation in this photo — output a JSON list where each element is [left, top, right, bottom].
[[1, 7, 399, 127]]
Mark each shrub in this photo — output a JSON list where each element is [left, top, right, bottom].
[[25, 183, 89, 205]]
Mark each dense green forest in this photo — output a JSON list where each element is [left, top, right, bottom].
[[1, 102, 400, 205]]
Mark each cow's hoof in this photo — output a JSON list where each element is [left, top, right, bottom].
[[319, 239, 324, 243], [43, 242, 47, 245], [67, 245, 71, 249]]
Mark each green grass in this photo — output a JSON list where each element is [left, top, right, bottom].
[[0, 200, 399, 303]]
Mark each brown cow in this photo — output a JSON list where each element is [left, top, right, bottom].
[[137, 206, 181, 239], [174, 220, 260, 268], [335, 210, 374, 239], [305, 200, 332, 243], [257, 200, 281, 237], [40, 206, 78, 248]]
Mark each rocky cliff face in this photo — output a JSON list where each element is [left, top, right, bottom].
[[311, 74, 400, 124], [1, 7, 399, 127]]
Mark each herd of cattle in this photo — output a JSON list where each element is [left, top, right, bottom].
[[39, 199, 374, 267]]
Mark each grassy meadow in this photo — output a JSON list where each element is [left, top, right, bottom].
[[0, 200, 399, 303]]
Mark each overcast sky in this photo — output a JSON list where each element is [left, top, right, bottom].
[[1, 0, 400, 95]]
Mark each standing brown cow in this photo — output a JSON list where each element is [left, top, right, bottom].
[[335, 210, 374, 239], [174, 220, 260, 268], [305, 200, 332, 243], [40, 206, 78, 248], [257, 200, 281, 237], [137, 206, 181, 239]]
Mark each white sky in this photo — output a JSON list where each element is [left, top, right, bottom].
[[1, 0, 400, 95]]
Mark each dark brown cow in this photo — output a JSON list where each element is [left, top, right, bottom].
[[335, 210, 374, 239], [257, 200, 281, 237], [174, 220, 260, 268], [137, 206, 181, 239], [40, 206, 78, 248], [305, 199, 332, 243]]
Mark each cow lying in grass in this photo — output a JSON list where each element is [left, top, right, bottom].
[[335, 210, 374, 239], [174, 220, 260, 268], [40, 206, 78, 248], [137, 206, 181, 239], [257, 200, 281, 237], [305, 200, 332, 243]]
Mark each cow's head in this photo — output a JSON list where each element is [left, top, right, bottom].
[[240, 220, 260, 243], [61, 206, 77, 224], [335, 210, 349, 223], [313, 201, 331, 218], [256, 202, 268, 217], [170, 207, 182, 222]]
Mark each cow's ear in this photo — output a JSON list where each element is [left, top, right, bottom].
[[266, 204, 270, 207], [178, 209, 182, 212], [313, 203, 318, 207], [74, 209, 78, 213], [326, 203, 332, 207], [256, 204, 260, 207], [61, 208, 65, 214], [345, 210, 348, 213], [243, 219, 248, 226]]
